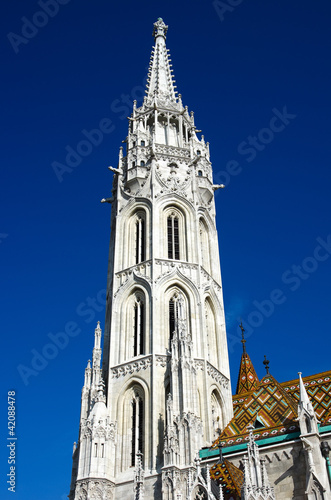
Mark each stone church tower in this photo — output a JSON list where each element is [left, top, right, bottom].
[[69, 18, 233, 500]]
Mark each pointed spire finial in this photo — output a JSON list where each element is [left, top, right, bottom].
[[263, 355, 270, 374], [153, 18, 168, 40], [239, 321, 246, 354], [145, 18, 178, 105], [247, 422, 255, 445], [298, 372, 311, 408], [94, 321, 102, 349]]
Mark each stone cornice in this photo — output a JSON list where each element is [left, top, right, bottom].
[[206, 361, 230, 389], [111, 355, 152, 378]]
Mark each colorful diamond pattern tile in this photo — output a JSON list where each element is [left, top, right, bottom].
[[236, 353, 260, 395], [214, 356, 331, 450], [210, 458, 243, 499], [281, 371, 331, 425]]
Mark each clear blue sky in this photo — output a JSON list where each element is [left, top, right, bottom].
[[1, 1, 331, 498]]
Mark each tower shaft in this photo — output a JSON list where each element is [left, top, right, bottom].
[[70, 18, 233, 500]]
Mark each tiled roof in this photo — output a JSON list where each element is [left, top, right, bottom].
[[236, 352, 260, 395], [213, 360, 331, 449], [210, 458, 244, 499], [281, 371, 331, 426], [214, 373, 299, 448], [208, 350, 331, 498]]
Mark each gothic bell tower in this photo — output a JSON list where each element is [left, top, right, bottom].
[[69, 18, 233, 500]]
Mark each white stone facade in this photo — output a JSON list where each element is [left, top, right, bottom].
[[69, 18, 233, 500]]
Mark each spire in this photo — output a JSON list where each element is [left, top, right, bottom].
[[92, 321, 102, 372], [298, 371, 314, 414], [298, 371, 319, 435], [94, 321, 102, 349], [145, 18, 177, 105], [242, 424, 275, 499], [235, 325, 260, 394]]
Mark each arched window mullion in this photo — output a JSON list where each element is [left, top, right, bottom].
[[138, 397, 144, 454], [135, 216, 146, 264], [167, 214, 180, 260], [139, 303, 144, 355], [174, 217, 179, 259], [133, 304, 138, 357], [133, 297, 145, 357], [135, 219, 140, 264], [131, 392, 144, 466], [167, 216, 173, 259], [169, 298, 175, 341], [131, 398, 137, 466]]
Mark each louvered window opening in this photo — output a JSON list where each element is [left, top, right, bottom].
[[169, 299, 175, 340], [131, 396, 144, 466], [135, 217, 145, 264], [167, 216, 179, 260], [133, 301, 144, 357]]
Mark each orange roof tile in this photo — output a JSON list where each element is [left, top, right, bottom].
[[236, 352, 260, 395], [210, 458, 244, 499]]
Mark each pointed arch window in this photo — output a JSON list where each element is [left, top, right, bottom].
[[193, 486, 208, 500], [167, 214, 180, 260], [169, 297, 176, 340], [135, 214, 146, 264], [211, 389, 223, 439], [164, 207, 187, 261], [205, 298, 218, 366], [199, 218, 211, 274], [133, 296, 144, 357], [131, 391, 144, 466]]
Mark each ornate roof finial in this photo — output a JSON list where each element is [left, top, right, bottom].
[[236, 327, 260, 394], [263, 355, 270, 374], [153, 18, 168, 40], [239, 321, 246, 354]]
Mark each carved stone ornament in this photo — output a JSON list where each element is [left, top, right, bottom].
[[206, 362, 229, 388], [111, 356, 152, 378], [74, 479, 114, 500]]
